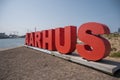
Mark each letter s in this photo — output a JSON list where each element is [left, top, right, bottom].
[[76, 22, 111, 61]]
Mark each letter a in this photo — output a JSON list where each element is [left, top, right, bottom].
[[25, 33, 30, 45]]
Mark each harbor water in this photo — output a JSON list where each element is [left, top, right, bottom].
[[0, 38, 25, 49]]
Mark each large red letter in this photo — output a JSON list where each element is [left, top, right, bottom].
[[34, 31, 42, 48], [42, 29, 56, 50], [29, 32, 35, 46], [25, 33, 30, 45], [76, 22, 111, 61], [55, 26, 77, 54]]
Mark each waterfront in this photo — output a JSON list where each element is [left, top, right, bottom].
[[0, 38, 25, 49]]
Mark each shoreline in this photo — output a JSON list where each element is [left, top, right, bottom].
[[0, 46, 120, 61], [0, 46, 23, 51], [0, 45, 120, 62]]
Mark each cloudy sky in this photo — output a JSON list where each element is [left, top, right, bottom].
[[0, 0, 120, 35]]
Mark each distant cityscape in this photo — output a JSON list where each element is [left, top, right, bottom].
[[0, 33, 25, 39]]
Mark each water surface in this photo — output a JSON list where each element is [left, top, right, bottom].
[[0, 38, 25, 49]]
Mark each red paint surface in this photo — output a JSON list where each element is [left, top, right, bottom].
[[76, 22, 111, 61], [34, 31, 42, 48], [55, 26, 77, 54], [25, 33, 30, 45], [25, 22, 111, 61], [29, 32, 35, 46], [42, 29, 56, 50]]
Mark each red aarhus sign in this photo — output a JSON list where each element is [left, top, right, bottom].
[[25, 22, 111, 61]]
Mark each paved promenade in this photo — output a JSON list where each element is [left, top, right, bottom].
[[0, 46, 120, 80]]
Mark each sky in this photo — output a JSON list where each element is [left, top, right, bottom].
[[0, 0, 120, 35]]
